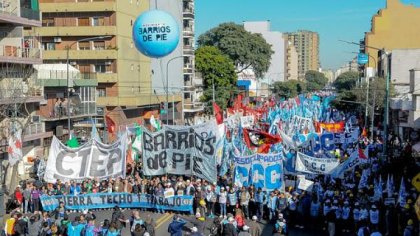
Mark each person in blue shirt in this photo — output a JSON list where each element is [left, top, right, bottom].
[[268, 191, 278, 221], [69, 182, 81, 196], [67, 216, 86, 236], [227, 188, 237, 215], [254, 188, 265, 221], [167, 215, 186, 236]]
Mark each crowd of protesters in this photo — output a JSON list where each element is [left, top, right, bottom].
[[4, 139, 419, 236], [2, 114, 420, 236]]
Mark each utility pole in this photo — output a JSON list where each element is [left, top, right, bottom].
[[371, 87, 377, 140], [339, 40, 390, 160], [365, 77, 370, 128]]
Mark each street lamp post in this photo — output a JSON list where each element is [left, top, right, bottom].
[[66, 36, 111, 139], [165, 56, 184, 125], [340, 40, 390, 159]]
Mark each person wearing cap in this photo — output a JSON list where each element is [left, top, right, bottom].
[[238, 225, 251, 236], [369, 204, 379, 231], [288, 191, 298, 228], [267, 191, 278, 221], [179, 212, 206, 234], [248, 216, 261, 236], [227, 187, 238, 215], [353, 202, 361, 231], [274, 215, 287, 236], [222, 217, 237, 236], [219, 186, 228, 218], [206, 184, 217, 218], [341, 201, 351, 233]]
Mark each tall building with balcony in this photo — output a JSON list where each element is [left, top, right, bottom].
[[0, 0, 47, 187], [150, 0, 202, 125], [182, 0, 203, 124], [286, 30, 320, 80], [286, 41, 299, 81], [26, 0, 157, 140]]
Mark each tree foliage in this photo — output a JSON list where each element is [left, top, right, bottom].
[[195, 46, 238, 111], [305, 70, 328, 91], [353, 77, 395, 110], [334, 71, 359, 92], [332, 77, 395, 112], [197, 22, 273, 78], [271, 80, 306, 99]]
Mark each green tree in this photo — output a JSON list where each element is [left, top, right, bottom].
[[334, 71, 359, 92], [197, 22, 273, 78], [195, 46, 237, 111], [271, 80, 306, 99], [353, 77, 395, 110], [305, 70, 328, 91]]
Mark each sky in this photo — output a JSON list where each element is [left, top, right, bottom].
[[195, 0, 420, 70]]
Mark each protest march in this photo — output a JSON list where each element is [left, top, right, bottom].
[[3, 92, 419, 236]]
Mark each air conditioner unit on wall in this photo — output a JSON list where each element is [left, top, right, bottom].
[[105, 61, 112, 65], [54, 37, 62, 43], [31, 115, 40, 123]]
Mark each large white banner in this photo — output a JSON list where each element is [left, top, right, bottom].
[[142, 121, 219, 183], [44, 133, 127, 183], [295, 152, 339, 175]]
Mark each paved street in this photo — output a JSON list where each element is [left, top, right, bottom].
[[67, 209, 339, 236]]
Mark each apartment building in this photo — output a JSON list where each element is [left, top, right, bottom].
[[286, 30, 320, 80], [0, 0, 47, 188], [182, 0, 203, 123], [26, 0, 161, 140], [149, 0, 202, 125]]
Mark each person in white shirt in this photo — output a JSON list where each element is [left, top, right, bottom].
[[218, 187, 227, 218]]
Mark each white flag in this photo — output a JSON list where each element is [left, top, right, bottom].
[[8, 129, 23, 166]]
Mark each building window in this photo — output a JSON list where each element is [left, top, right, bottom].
[[97, 88, 106, 97], [78, 18, 90, 26], [42, 42, 55, 50], [95, 64, 106, 73], [42, 18, 54, 27], [94, 41, 105, 50], [92, 17, 104, 26], [78, 41, 90, 50]]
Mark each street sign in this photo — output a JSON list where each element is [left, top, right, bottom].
[[357, 53, 369, 65]]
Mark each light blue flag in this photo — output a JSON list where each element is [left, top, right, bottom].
[[386, 174, 392, 198], [398, 178, 407, 207], [358, 169, 369, 189], [91, 119, 101, 142]]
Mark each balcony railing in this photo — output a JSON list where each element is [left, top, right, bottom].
[[20, 7, 40, 21], [24, 122, 45, 136], [0, 45, 41, 60], [0, 87, 43, 100], [0, 4, 40, 21], [46, 101, 97, 120]]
